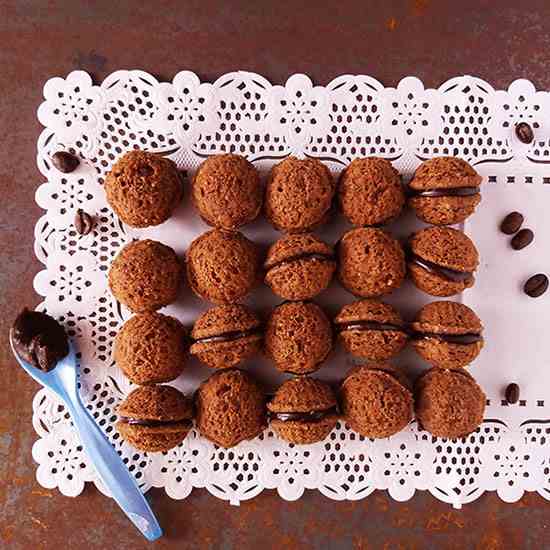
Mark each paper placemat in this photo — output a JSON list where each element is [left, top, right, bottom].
[[32, 70, 550, 506]]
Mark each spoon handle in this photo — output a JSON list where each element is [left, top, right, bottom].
[[64, 398, 163, 542]]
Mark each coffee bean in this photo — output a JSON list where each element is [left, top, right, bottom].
[[505, 383, 520, 404], [52, 151, 80, 173], [524, 273, 548, 297], [515, 122, 534, 144], [500, 211, 524, 235], [74, 209, 95, 235], [511, 228, 534, 250]]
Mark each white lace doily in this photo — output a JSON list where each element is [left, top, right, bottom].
[[32, 70, 550, 507]]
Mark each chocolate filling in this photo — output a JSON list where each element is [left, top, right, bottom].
[[335, 320, 407, 334], [410, 186, 480, 198], [266, 252, 335, 272], [269, 405, 338, 422], [10, 308, 69, 372], [413, 332, 483, 345], [408, 254, 473, 283], [119, 416, 193, 428], [193, 327, 262, 345]]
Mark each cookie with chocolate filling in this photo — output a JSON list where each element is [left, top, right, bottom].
[[340, 363, 413, 439], [408, 157, 482, 225], [334, 299, 408, 361], [190, 304, 262, 369], [267, 377, 339, 444], [412, 301, 484, 368], [407, 226, 478, 297], [116, 385, 194, 452], [265, 301, 332, 374], [264, 233, 336, 301], [415, 367, 486, 439]]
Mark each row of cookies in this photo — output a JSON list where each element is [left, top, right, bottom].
[[116, 365, 486, 451], [114, 300, 484, 388], [105, 151, 482, 231], [108, 225, 479, 315]]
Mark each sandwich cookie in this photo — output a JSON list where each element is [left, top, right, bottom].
[[334, 299, 408, 361], [408, 156, 482, 225], [407, 226, 478, 297], [190, 304, 262, 369], [264, 233, 336, 301], [268, 377, 339, 444], [116, 385, 194, 452], [411, 301, 484, 368]]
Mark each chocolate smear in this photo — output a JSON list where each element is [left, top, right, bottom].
[[269, 406, 338, 422], [410, 186, 480, 198], [409, 254, 473, 283], [413, 332, 483, 345], [10, 309, 69, 372], [335, 320, 407, 334], [193, 327, 262, 345], [266, 252, 335, 271], [119, 416, 192, 428]]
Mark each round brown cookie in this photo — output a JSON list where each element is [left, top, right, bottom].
[[408, 157, 482, 226], [337, 228, 405, 297], [116, 385, 194, 452], [114, 312, 186, 384], [186, 229, 261, 304], [190, 304, 262, 369], [192, 154, 262, 230], [334, 299, 408, 361], [338, 157, 405, 226], [267, 377, 339, 444], [407, 226, 479, 297], [264, 233, 336, 301], [195, 369, 266, 448], [265, 157, 335, 232], [340, 363, 413, 439], [109, 239, 182, 312], [265, 301, 332, 374], [105, 150, 183, 228], [412, 301, 484, 368], [415, 367, 486, 439]]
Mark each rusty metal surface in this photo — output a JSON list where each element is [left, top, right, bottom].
[[1, 0, 550, 548]]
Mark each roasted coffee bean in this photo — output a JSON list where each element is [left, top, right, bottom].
[[505, 383, 520, 405], [511, 228, 534, 250], [51, 151, 80, 173], [524, 273, 548, 297], [515, 122, 534, 144], [74, 209, 95, 235], [500, 211, 524, 235]]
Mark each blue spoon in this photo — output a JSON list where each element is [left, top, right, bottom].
[[10, 336, 163, 542]]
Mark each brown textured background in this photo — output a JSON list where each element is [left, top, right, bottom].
[[2, 0, 550, 548]]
